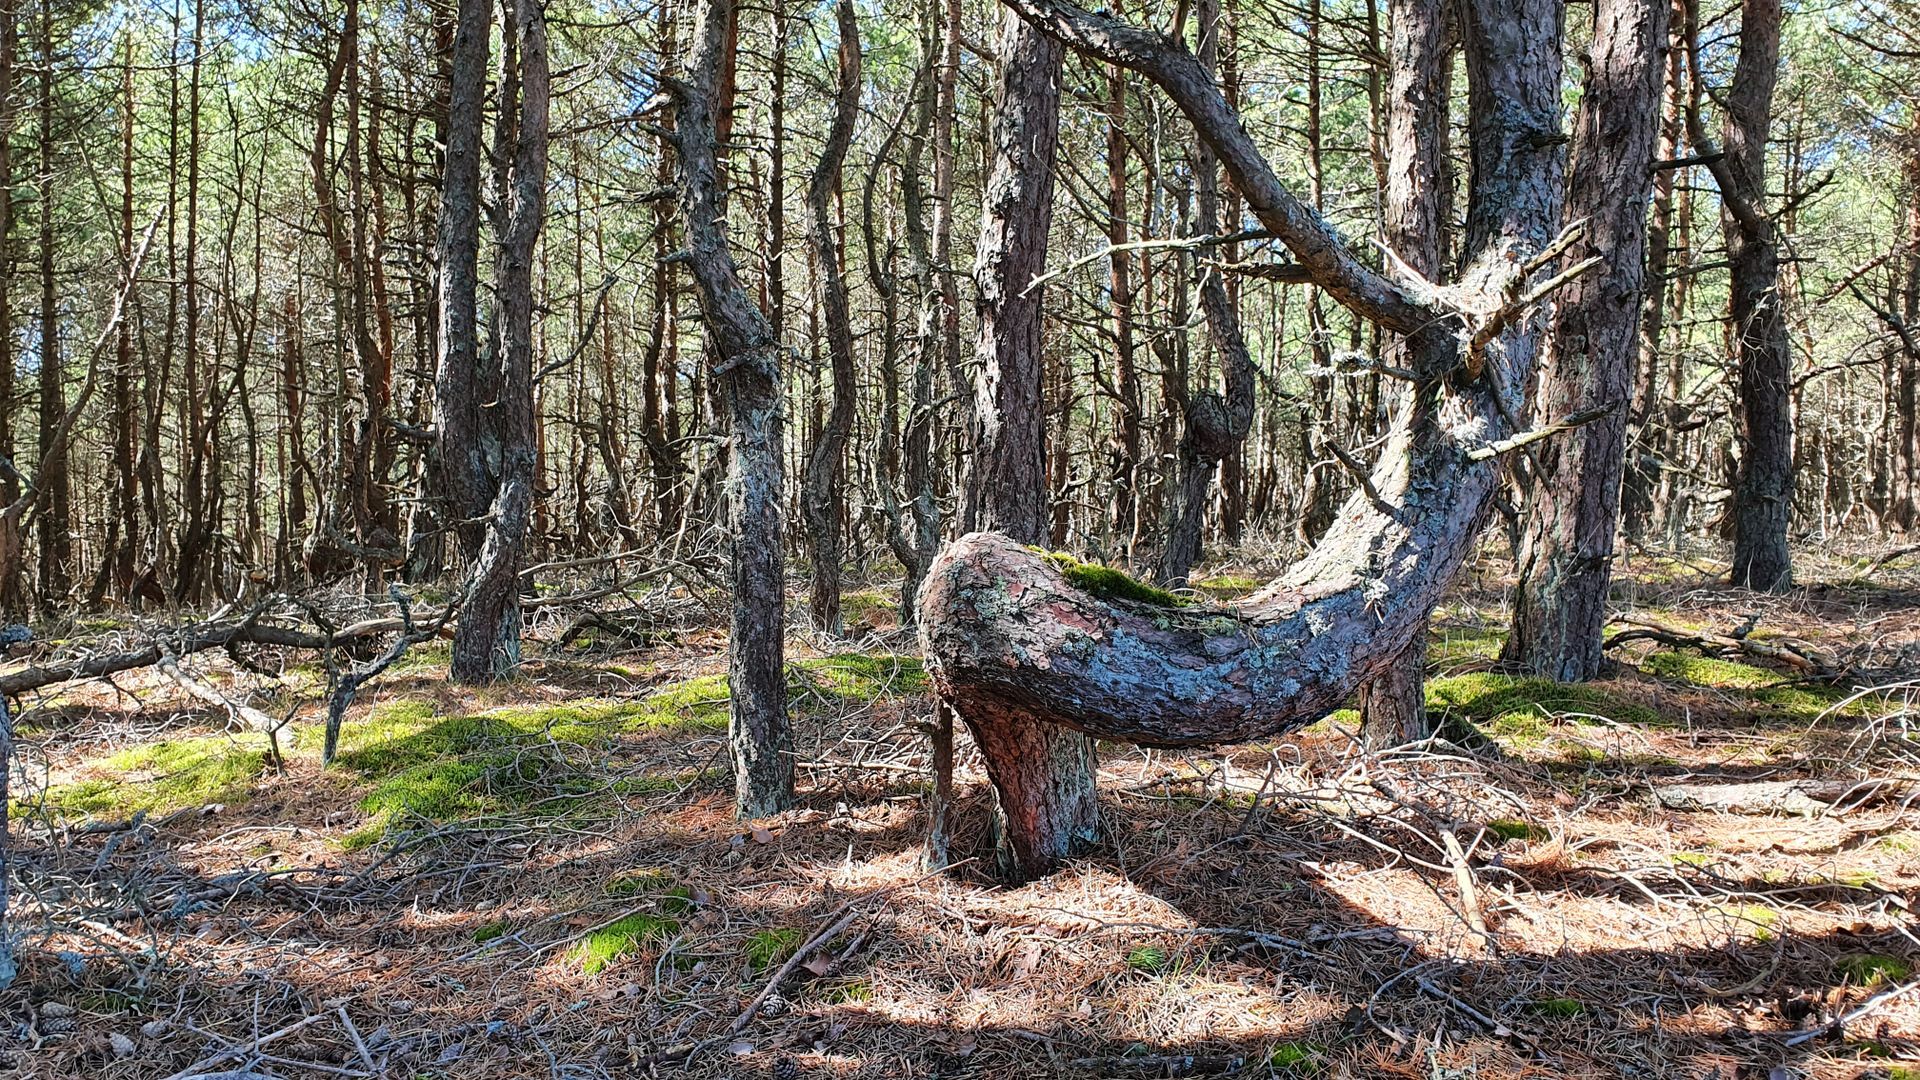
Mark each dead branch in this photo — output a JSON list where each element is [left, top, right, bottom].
[[1604, 612, 1843, 676]]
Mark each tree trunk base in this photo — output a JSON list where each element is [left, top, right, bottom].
[[961, 704, 1097, 881], [1359, 638, 1430, 749]]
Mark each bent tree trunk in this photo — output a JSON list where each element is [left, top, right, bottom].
[[923, 0, 1564, 878], [1505, 0, 1669, 679], [674, 0, 795, 818], [800, 0, 861, 635], [959, 8, 1096, 878]]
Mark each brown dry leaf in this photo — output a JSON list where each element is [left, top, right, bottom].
[[750, 825, 775, 845], [801, 953, 834, 977]]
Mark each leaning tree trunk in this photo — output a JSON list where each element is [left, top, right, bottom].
[[1505, 0, 1669, 680], [924, 0, 1564, 879], [1357, 0, 1450, 748], [673, 0, 795, 819], [451, 0, 546, 683], [956, 8, 1097, 879], [799, 0, 861, 636]]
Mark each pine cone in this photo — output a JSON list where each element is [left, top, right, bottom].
[[771, 1054, 801, 1080]]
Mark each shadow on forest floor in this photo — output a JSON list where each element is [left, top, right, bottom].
[[3, 562, 1918, 1079]]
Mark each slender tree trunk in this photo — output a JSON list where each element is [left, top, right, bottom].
[[1715, 0, 1792, 590], [35, 0, 68, 605], [1105, 52, 1141, 560], [432, 0, 493, 677], [800, 0, 861, 635], [674, 0, 795, 819], [1157, 0, 1254, 590], [954, 8, 1096, 879], [1505, 0, 1669, 679]]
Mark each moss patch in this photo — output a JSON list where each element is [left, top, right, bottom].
[[1836, 954, 1911, 986], [1426, 673, 1664, 752], [746, 928, 804, 972], [1042, 551, 1188, 607], [569, 912, 680, 975], [1530, 997, 1586, 1018], [36, 736, 266, 819]]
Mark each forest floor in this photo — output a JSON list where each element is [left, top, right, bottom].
[[4, 542, 1919, 1079]]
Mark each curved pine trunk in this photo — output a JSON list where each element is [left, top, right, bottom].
[[800, 0, 862, 635]]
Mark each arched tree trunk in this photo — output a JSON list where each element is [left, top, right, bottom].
[[924, 0, 1565, 879], [800, 0, 861, 635], [1505, 0, 1669, 680]]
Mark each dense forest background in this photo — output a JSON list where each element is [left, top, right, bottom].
[[3, 0, 1912, 619]]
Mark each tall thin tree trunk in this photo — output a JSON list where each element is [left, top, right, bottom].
[[800, 0, 861, 635], [673, 0, 795, 818], [35, 0, 68, 605], [432, 0, 494, 680]]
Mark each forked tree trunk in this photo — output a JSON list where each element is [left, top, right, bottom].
[[924, 0, 1564, 878], [451, 0, 547, 682], [673, 0, 795, 819], [1505, 0, 1669, 680], [959, 8, 1097, 879], [800, 0, 861, 635], [1156, 0, 1252, 591]]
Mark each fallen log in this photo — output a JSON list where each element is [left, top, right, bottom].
[[1652, 776, 1916, 816], [1603, 612, 1842, 677]]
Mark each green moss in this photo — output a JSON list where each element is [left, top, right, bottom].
[[1125, 945, 1170, 973], [1641, 651, 1777, 689], [1486, 819, 1545, 843], [1426, 674, 1664, 752], [1429, 626, 1507, 667], [473, 920, 509, 943], [1530, 997, 1586, 1018], [1836, 954, 1911, 986], [793, 654, 928, 700], [1267, 1042, 1322, 1073], [746, 928, 804, 972], [570, 912, 679, 975], [1194, 573, 1259, 599], [37, 736, 266, 819], [1042, 552, 1187, 607], [841, 589, 897, 627], [818, 978, 873, 1003]]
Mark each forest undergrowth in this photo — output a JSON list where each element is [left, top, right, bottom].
[[4, 540, 1918, 1080]]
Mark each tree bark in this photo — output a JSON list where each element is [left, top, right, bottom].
[[673, 0, 795, 819], [927, 0, 1563, 877], [1358, 0, 1450, 748], [800, 0, 861, 635], [1505, 0, 1669, 680], [959, 9, 1097, 879], [432, 0, 493, 592], [451, 0, 547, 683], [1717, 0, 1792, 590], [1156, 0, 1254, 590]]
